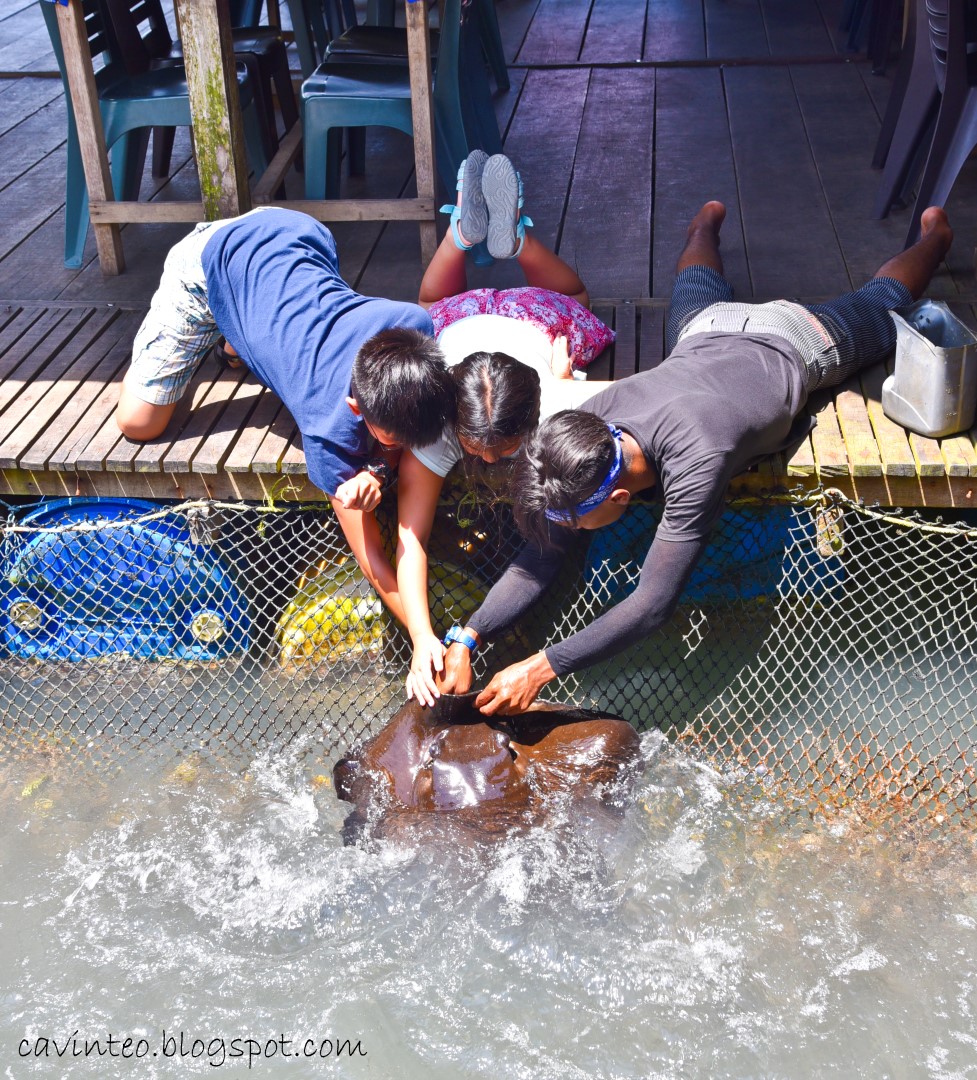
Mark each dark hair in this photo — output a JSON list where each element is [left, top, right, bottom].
[[512, 410, 616, 545], [350, 328, 455, 448], [451, 351, 541, 454]]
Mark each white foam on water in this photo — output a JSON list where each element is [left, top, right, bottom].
[[3, 728, 977, 1078], [830, 946, 888, 978]]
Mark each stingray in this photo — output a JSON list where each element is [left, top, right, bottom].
[[334, 693, 642, 844]]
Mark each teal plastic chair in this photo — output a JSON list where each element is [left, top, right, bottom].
[[300, 0, 500, 200], [287, 0, 441, 181], [101, 0, 298, 177], [285, 0, 437, 78], [286, 0, 501, 192], [286, 0, 507, 88], [230, 0, 265, 23], [41, 0, 267, 269], [322, 0, 441, 65], [366, 0, 508, 90]]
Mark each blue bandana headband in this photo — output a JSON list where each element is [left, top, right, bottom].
[[544, 425, 625, 524]]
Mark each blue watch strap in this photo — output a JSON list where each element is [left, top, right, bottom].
[[443, 625, 478, 652]]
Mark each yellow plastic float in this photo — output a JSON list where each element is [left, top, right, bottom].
[[277, 558, 485, 668]]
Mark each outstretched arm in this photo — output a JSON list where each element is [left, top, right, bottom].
[[330, 497, 406, 628], [395, 449, 447, 706], [476, 535, 706, 714], [438, 529, 571, 694], [468, 528, 572, 637]]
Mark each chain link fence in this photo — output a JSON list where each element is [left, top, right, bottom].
[[1, 488, 975, 827]]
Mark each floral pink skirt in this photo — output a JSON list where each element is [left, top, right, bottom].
[[428, 286, 614, 370]]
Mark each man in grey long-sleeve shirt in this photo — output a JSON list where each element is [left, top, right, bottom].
[[439, 200, 954, 714]]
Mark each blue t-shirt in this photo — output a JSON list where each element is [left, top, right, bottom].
[[201, 209, 433, 495]]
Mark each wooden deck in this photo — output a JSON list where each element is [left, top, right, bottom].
[[2, 0, 977, 507]]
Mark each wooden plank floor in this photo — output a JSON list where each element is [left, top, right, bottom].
[[2, 0, 977, 507]]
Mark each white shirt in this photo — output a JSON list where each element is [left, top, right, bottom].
[[413, 314, 609, 476]]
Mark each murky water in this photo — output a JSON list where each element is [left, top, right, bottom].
[[2, 725, 977, 1080]]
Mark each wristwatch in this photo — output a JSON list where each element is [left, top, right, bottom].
[[443, 625, 478, 652], [364, 457, 393, 488]]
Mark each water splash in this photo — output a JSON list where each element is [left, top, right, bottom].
[[2, 732, 977, 1078]]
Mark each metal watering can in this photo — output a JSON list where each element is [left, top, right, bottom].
[[882, 300, 977, 438]]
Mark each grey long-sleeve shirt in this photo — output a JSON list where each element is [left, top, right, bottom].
[[467, 331, 813, 676]]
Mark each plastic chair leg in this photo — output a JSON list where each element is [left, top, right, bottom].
[[873, 0, 927, 168], [868, 0, 901, 75], [325, 128, 344, 197], [106, 130, 146, 211], [302, 127, 325, 200], [235, 53, 279, 164], [476, 0, 509, 92], [63, 120, 146, 270], [283, 0, 318, 77], [61, 109, 138, 270], [458, 36, 502, 155], [112, 127, 151, 201], [844, 0, 869, 49], [152, 126, 177, 177], [242, 99, 271, 180], [874, 83, 940, 217], [895, 117, 936, 208], [874, 0, 941, 216], [302, 104, 339, 199], [62, 117, 89, 269], [906, 91, 977, 243]]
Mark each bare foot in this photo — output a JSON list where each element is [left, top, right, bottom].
[[687, 201, 727, 241], [675, 201, 727, 275], [875, 205, 954, 296], [919, 206, 953, 258]]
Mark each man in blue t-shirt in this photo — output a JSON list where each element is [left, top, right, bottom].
[[116, 208, 454, 679]]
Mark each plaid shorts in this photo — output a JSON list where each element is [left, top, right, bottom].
[[127, 209, 269, 405]]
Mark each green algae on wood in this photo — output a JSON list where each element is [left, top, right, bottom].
[[177, 0, 251, 220]]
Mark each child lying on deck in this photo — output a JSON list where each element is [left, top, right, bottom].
[[115, 205, 451, 662], [397, 151, 615, 704], [115, 153, 614, 698]]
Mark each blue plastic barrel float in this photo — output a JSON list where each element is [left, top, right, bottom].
[[584, 503, 845, 607], [1, 498, 250, 661]]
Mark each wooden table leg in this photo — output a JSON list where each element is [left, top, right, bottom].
[[178, 0, 252, 219], [406, 0, 438, 263], [56, 0, 124, 275]]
